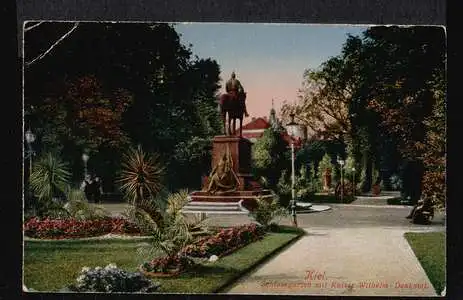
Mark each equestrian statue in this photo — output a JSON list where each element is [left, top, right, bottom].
[[218, 71, 249, 136]]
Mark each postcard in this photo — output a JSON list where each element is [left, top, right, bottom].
[[22, 21, 446, 297]]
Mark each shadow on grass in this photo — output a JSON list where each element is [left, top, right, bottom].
[[184, 264, 237, 277], [268, 224, 306, 235]]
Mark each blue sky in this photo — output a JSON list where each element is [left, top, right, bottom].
[[173, 23, 369, 121]]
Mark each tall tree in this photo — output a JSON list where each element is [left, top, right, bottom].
[[24, 22, 222, 190], [252, 128, 289, 189]]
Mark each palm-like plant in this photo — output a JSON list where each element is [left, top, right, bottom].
[[117, 145, 165, 207], [63, 187, 110, 220], [135, 190, 200, 263], [29, 152, 71, 203]]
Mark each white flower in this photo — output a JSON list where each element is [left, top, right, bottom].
[[105, 263, 117, 269], [81, 266, 90, 273], [208, 255, 219, 262], [77, 275, 86, 283], [94, 266, 102, 271]]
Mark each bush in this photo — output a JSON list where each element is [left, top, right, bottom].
[[389, 174, 403, 191], [249, 196, 288, 228], [68, 264, 160, 293], [334, 180, 356, 203], [63, 199, 110, 221]]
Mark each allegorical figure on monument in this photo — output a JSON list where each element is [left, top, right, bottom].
[[225, 71, 249, 118], [203, 148, 240, 194]]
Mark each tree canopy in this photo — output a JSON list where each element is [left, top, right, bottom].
[[24, 22, 223, 190], [282, 26, 446, 201]]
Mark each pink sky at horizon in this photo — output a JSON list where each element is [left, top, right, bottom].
[[174, 23, 370, 125]]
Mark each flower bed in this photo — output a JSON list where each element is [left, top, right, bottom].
[[23, 217, 141, 239], [140, 255, 194, 277], [180, 223, 266, 258], [138, 224, 266, 277]]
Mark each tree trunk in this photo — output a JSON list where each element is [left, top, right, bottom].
[[361, 151, 372, 193]]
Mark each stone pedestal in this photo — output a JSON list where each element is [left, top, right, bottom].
[[210, 135, 255, 191], [189, 135, 270, 210]]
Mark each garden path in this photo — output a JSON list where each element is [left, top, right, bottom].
[[224, 226, 443, 296]]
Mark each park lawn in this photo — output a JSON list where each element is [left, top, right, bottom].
[[404, 231, 446, 294], [23, 238, 157, 292], [23, 226, 304, 293]]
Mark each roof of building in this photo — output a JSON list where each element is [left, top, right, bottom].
[[240, 117, 271, 131]]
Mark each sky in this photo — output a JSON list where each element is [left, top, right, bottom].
[[173, 23, 370, 123]]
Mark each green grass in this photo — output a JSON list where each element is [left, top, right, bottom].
[[23, 238, 157, 291], [404, 231, 446, 294], [23, 226, 304, 293]]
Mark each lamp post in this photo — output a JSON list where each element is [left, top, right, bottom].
[[25, 129, 36, 176], [25, 129, 36, 213], [337, 156, 345, 203], [285, 113, 306, 227], [82, 152, 89, 178]]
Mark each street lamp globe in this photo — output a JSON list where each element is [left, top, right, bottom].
[[25, 129, 35, 144], [337, 156, 345, 166]]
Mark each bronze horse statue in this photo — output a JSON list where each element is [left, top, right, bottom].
[[218, 91, 246, 136]]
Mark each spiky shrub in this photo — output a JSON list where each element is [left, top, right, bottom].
[[63, 188, 110, 220], [138, 190, 207, 273], [117, 145, 165, 207], [147, 190, 193, 256], [249, 195, 288, 229], [29, 152, 71, 217]]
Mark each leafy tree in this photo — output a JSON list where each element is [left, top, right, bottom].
[[295, 166, 313, 200], [25, 22, 223, 191], [284, 26, 445, 200], [417, 74, 446, 209], [251, 128, 289, 189], [280, 58, 353, 142], [310, 164, 321, 193], [317, 153, 334, 190]]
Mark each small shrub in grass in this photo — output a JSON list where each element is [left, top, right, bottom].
[[249, 196, 288, 229], [67, 264, 160, 293]]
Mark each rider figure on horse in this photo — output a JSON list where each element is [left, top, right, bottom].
[[225, 71, 249, 117]]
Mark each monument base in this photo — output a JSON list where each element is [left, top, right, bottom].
[[189, 135, 273, 212], [189, 190, 274, 211]]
